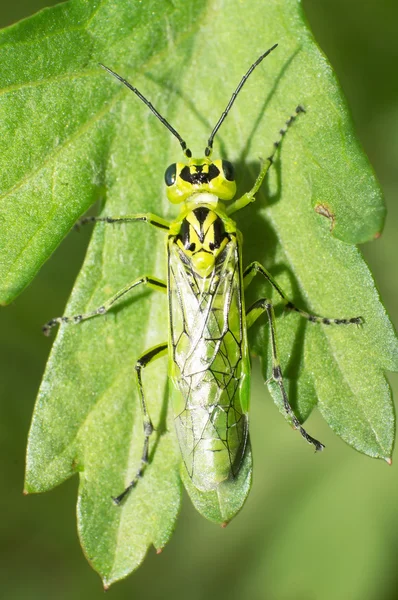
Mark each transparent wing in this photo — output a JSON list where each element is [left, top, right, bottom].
[[168, 236, 250, 491]]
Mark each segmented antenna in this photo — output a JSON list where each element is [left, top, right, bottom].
[[204, 44, 278, 157], [100, 63, 192, 158]]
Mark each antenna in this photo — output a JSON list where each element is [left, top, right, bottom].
[[204, 44, 278, 157], [100, 63, 192, 158]]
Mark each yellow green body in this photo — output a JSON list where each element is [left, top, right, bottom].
[[167, 191, 251, 491]]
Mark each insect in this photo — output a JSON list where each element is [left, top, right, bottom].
[[44, 45, 362, 504]]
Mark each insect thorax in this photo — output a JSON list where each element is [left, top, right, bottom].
[[173, 204, 233, 278]]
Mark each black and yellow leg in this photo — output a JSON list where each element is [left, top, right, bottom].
[[244, 261, 363, 326], [43, 276, 167, 335], [113, 342, 168, 505], [246, 297, 324, 452], [226, 106, 305, 217], [77, 212, 170, 232]]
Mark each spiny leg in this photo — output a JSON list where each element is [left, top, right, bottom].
[[76, 212, 170, 231], [226, 106, 305, 216], [246, 297, 324, 452], [113, 342, 168, 505], [244, 261, 363, 326], [43, 276, 167, 335]]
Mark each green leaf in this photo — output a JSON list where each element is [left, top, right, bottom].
[[181, 445, 252, 525], [1, 0, 391, 587]]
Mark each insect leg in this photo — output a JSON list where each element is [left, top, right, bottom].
[[246, 298, 324, 452], [244, 261, 363, 326], [76, 212, 170, 232], [43, 276, 167, 335], [113, 342, 168, 505], [226, 106, 305, 216]]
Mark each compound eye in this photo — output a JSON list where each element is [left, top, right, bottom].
[[164, 163, 177, 186], [222, 160, 235, 181]]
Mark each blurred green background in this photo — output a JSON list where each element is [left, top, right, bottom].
[[1, 1, 397, 598]]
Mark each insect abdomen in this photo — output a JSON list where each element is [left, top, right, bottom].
[[168, 218, 250, 492]]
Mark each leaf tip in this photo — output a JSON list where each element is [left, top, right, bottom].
[[22, 488, 29, 496], [385, 457, 393, 466], [155, 547, 163, 555], [220, 521, 229, 529]]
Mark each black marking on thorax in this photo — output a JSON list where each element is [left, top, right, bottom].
[[177, 207, 228, 248], [194, 207, 210, 240]]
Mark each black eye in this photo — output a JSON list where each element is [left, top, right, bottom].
[[222, 160, 234, 181], [165, 163, 177, 186]]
